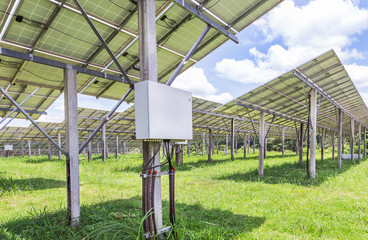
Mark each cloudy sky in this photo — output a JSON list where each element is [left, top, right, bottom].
[[5, 0, 368, 127]]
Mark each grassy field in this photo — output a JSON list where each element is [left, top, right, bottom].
[[0, 148, 367, 239]]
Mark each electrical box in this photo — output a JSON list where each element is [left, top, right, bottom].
[[4, 145, 13, 151], [134, 81, 192, 140]]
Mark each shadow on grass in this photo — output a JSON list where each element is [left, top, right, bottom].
[[0, 197, 265, 240], [118, 151, 297, 173], [215, 157, 366, 186], [0, 176, 65, 193], [24, 156, 63, 164]]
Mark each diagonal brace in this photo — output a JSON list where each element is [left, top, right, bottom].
[[0, 86, 66, 155], [72, 0, 134, 86]]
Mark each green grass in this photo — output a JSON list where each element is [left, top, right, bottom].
[[0, 149, 368, 239]]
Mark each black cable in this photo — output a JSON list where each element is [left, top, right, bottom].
[[108, 0, 133, 12], [204, 0, 220, 11]]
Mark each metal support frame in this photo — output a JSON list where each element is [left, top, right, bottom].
[[259, 111, 265, 176], [101, 123, 107, 162], [243, 133, 247, 159], [332, 131, 336, 161], [171, 0, 238, 43], [115, 135, 119, 158], [72, 0, 133, 86], [321, 128, 325, 161], [358, 122, 361, 159], [351, 118, 355, 163], [298, 123, 304, 165], [230, 118, 235, 160], [309, 89, 317, 179], [0, 86, 65, 155], [166, 25, 211, 86], [208, 129, 213, 162], [0, 107, 45, 115], [364, 128, 367, 159], [58, 132, 62, 160], [337, 109, 343, 168], [64, 65, 80, 225]]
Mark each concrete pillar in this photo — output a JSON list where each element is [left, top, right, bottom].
[[64, 66, 80, 225], [231, 118, 235, 160], [208, 129, 213, 162], [309, 89, 317, 179], [321, 128, 325, 161], [187, 140, 190, 157], [243, 133, 247, 159], [351, 118, 355, 163], [202, 132, 205, 157], [259, 112, 265, 176], [337, 109, 343, 169], [282, 127, 285, 157], [358, 122, 361, 159], [138, 0, 162, 230], [299, 122, 304, 165], [115, 135, 119, 158], [28, 140, 31, 157], [225, 134, 228, 155], [102, 123, 106, 162], [88, 132, 92, 162], [48, 141, 51, 160], [332, 131, 335, 161]]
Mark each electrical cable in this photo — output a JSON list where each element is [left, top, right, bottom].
[[108, 0, 133, 12]]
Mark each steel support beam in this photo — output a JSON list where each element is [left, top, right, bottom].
[[351, 118, 355, 163], [115, 135, 119, 158], [332, 131, 336, 161], [0, 107, 46, 115], [309, 89, 317, 179], [101, 123, 107, 162], [64, 66, 80, 225], [299, 123, 304, 165], [337, 109, 343, 168], [230, 118, 235, 160], [28, 139, 31, 157], [321, 128, 325, 161], [171, 0, 238, 43], [259, 111, 265, 176], [58, 132, 62, 160], [208, 129, 213, 162], [243, 133, 247, 159]]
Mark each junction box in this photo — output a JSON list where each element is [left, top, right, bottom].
[[134, 81, 192, 140]]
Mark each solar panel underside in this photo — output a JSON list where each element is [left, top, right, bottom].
[[0, 0, 283, 121]]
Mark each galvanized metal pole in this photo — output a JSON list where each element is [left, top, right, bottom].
[[64, 65, 80, 225], [282, 127, 285, 157], [21, 140, 24, 157], [48, 141, 51, 161], [309, 89, 317, 179], [342, 133, 345, 154], [231, 118, 235, 160], [358, 122, 361, 159], [115, 135, 119, 158], [102, 123, 106, 162], [208, 129, 213, 162], [88, 132, 92, 161], [243, 133, 247, 159], [299, 123, 304, 165], [187, 140, 190, 157], [28, 140, 31, 157], [351, 118, 355, 163], [264, 138, 267, 159], [259, 112, 265, 176], [321, 128, 325, 161], [138, 0, 162, 232], [337, 109, 343, 169], [58, 133, 62, 160], [332, 131, 335, 161], [225, 134, 228, 155]]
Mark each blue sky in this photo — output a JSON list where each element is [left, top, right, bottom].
[[4, 0, 368, 127]]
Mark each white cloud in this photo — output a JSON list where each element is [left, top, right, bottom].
[[360, 91, 368, 106], [345, 63, 368, 88], [215, 0, 368, 84], [172, 67, 233, 104]]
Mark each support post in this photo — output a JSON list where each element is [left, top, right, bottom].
[[231, 118, 235, 160], [332, 131, 336, 161], [358, 123, 361, 159], [64, 65, 80, 225], [259, 112, 265, 176], [208, 129, 213, 162], [187, 140, 190, 157], [309, 89, 317, 179], [243, 133, 247, 159], [195, 140, 198, 154], [321, 128, 325, 161], [299, 123, 304, 165], [351, 118, 355, 163], [28, 140, 31, 157], [202, 132, 205, 157], [88, 132, 92, 161], [364, 128, 367, 159], [282, 127, 285, 157], [21, 140, 24, 157], [264, 138, 267, 159], [115, 135, 119, 158], [337, 109, 343, 169], [102, 123, 107, 162], [253, 135, 255, 154], [48, 141, 51, 160], [248, 137, 250, 154], [342, 133, 345, 153], [58, 133, 62, 160], [225, 134, 228, 155], [123, 141, 126, 154], [138, 0, 162, 232]]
